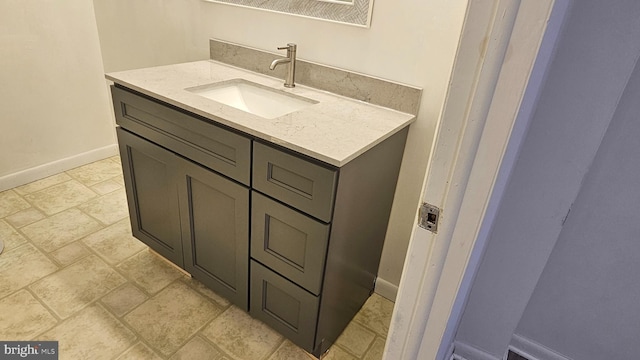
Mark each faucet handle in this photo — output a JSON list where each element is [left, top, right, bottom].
[[277, 43, 297, 51]]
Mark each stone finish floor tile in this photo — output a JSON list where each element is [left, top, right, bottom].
[[82, 219, 146, 264], [268, 340, 314, 360], [0, 244, 58, 299], [1, 159, 397, 360], [114, 174, 125, 186], [66, 158, 122, 187], [30, 255, 126, 318], [0, 219, 27, 251], [101, 283, 148, 317], [39, 305, 136, 360], [0, 290, 58, 340], [202, 306, 283, 360], [362, 337, 385, 360], [117, 250, 183, 294], [353, 294, 394, 337], [23, 180, 97, 215], [90, 178, 124, 195], [116, 342, 163, 360], [182, 276, 231, 308], [77, 188, 128, 225], [124, 281, 223, 356], [49, 241, 91, 267], [4, 207, 46, 228], [13, 173, 72, 195], [0, 189, 30, 218], [323, 346, 357, 360], [21, 208, 102, 252], [170, 336, 231, 360], [335, 322, 376, 358]]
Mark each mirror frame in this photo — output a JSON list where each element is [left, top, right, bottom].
[[203, 0, 374, 27]]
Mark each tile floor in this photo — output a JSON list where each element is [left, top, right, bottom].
[[0, 156, 394, 360]]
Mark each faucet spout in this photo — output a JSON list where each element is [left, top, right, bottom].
[[269, 58, 291, 71], [270, 43, 297, 88]]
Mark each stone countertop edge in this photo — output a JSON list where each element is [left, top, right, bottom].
[[106, 60, 416, 167]]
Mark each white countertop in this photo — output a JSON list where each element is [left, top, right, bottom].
[[106, 60, 415, 167]]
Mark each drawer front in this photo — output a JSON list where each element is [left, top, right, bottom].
[[252, 142, 337, 222], [112, 86, 251, 185], [250, 261, 319, 352], [251, 192, 329, 295]]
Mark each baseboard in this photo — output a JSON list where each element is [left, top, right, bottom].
[[0, 144, 118, 192], [453, 341, 502, 360], [510, 334, 571, 360], [374, 277, 398, 301]]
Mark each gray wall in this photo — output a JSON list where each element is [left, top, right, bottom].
[[513, 42, 640, 360], [452, 0, 640, 359]]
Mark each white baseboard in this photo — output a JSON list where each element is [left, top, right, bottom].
[[510, 334, 571, 360], [0, 144, 118, 192], [374, 277, 398, 301], [453, 341, 501, 360]]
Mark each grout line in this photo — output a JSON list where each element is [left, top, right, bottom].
[[178, 276, 233, 310], [98, 281, 148, 318], [163, 309, 227, 359], [263, 337, 288, 360], [24, 286, 63, 328], [12, 174, 74, 197], [186, 333, 236, 360]]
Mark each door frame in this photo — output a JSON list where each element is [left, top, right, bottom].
[[384, 0, 571, 359]]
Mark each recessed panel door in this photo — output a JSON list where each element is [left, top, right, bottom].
[[117, 128, 183, 267], [177, 158, 250, 310]]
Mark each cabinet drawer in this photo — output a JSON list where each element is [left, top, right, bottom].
[[112, 86, 251, 185], [252, 142, 337, 222], [251, 192, 328, 295], [250, 261, 319, 352]]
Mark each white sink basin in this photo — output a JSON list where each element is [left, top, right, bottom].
[[186, 79, 317, 119]]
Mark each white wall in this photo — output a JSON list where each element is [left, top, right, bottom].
[[92, 0, 470, 291], [93, 0, 205, 72], [513, 54, 640, 360], [453, 1, 640, 358], [0, 0, 116, 190]]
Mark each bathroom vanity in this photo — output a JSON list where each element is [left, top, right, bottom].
[[108, 58, 416, 357]]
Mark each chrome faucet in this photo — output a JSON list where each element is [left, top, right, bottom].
[[270, 43, 297, 88]]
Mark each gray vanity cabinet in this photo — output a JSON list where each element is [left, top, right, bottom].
[[112, 84, 409, 358]]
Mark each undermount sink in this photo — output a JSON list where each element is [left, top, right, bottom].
[[186, 79, 317, 119]]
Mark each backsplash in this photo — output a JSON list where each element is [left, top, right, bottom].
[[210, 38, 422, 115]]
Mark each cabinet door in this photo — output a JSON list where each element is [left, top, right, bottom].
[[117, 128, 183, 267], [177, 157, 249, 310]]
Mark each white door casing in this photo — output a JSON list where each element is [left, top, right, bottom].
[[384, 0, 569, 359]]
